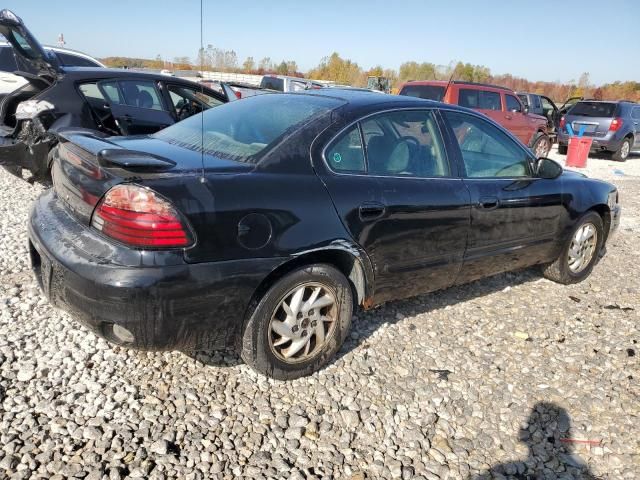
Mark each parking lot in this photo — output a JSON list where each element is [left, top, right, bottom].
[[0, 148, 637, 479]]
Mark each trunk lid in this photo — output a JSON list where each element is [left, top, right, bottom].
[[0, 10, 59, 81], [565, 102, 618, 137], [51, 130, 253, 225]]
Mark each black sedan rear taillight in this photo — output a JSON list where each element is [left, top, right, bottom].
[[91, 185, 193, 248]]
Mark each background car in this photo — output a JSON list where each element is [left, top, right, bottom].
[[0, 9, 231, 182], [399, 80, 552, 157], [260, 74, 324, 92], [517, 91, 560, 136], [557, 100, 640, 161], [0, 41, 105, 96], [28, 90, 620, 379]]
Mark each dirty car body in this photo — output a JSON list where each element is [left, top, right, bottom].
[[0, 9, 229, 181], [28, 90, 620, 375]]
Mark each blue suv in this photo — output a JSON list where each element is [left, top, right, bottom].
[[558, 100, 639, 161]]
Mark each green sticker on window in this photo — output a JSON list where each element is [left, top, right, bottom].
[[333, 152, 342, 163]]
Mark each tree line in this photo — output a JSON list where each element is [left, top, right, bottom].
[[101, 50, 639, 103]]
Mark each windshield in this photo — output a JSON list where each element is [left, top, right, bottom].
[[153, 94, 343, 163], [399, 84, 445, 101], [569, 102, 617, 117]]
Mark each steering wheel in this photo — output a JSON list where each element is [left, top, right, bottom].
[[177, 101, 195, 120]]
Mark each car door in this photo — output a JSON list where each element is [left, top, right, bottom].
[[540, 96, 559, 130], [97, 79, 174, 135], [317, 109, 471, 304], [440, 109, 565, 284], [503, 93, 530, 144]]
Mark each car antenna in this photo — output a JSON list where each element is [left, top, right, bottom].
[[199, 0, 206, 183], [442, 65, 459, 99]]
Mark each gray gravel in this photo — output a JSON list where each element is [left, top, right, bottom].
[[1, 148, 639, 479]]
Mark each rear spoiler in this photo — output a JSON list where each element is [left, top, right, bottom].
[[55, 129, 175, 170]]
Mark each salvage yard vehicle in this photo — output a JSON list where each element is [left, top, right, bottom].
[[557, 100, 640, 161], [28, 90, 621, 379], [0, 9, 231, 182], [398, 80, 552, 157], [0, 41, 105, 96], [517, 91, 560, 136], [260, 75, 324, 92]]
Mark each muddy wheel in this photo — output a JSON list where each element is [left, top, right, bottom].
[[240, 264, 353, 380]]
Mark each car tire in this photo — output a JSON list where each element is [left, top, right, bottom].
[[531, 132, 552, 157], [541, 211, 604, 285], [612, 137, 631, 162], [240, 263, 353, 380], [558, 144, 568, 155]]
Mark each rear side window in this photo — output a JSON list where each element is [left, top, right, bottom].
[[505, 94, 522, 112], [120, 80, 163, 110], [570, 102, 617, 117], [326, 125, 366, 173], [0, 46, 18, 72], [260, 76, 284, 91], [399, 85, 446, 101], [459, 89, 501, 111], [55, 52, 101, 67]]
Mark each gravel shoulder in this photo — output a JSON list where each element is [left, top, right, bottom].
[[1, 150, 638, 479]]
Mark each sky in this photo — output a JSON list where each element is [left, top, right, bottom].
[[3, 0, 638, 85]]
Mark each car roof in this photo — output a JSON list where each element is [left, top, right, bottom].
[[297, 88, 444, 108], [0, 41, 105, 67]]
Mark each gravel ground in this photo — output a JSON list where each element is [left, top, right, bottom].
[[1, 147, 638, 480]]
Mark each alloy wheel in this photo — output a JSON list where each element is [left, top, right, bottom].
[[567, 223, 598, 274], [620, 141, 630, 160], [268, 282, 338, 363], [535, 137, 550, 157]]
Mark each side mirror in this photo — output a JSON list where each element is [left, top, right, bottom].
[[536, 157, 563, 179]]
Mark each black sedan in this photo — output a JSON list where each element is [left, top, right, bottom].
[[28, 90, 621, 379], [0, 9, 232, 182]]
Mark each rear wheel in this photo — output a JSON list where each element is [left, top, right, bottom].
[[612, 137, 631, 162], [558, 144, 568, 155], [240, 264, 353, 379], [531, 132, 551, 157], [541, 212, 604, 284]]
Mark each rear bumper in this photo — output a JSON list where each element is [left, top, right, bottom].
[[557, 132, 623, 152], [28, 191, 286, 351]]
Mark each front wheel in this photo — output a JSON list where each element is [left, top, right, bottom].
[[541, 212, 604, 284], [612, 138, 631, 162], [240, 264, 353, 379], [531, 133, 552, 158]]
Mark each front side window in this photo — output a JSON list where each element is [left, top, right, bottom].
[[361, 110, 449, 177], [443, 110, 531, 178], [325, 125, 365, 173], [167, 84, 223, 120], [505, 94, 522, 113]]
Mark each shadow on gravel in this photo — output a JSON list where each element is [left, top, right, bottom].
[[185, 349, 242, 368], [471, 402, 598, 479], [335, 266, 542, 363]]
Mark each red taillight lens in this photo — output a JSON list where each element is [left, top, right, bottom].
[[234, 91, 242, 99], [559, 116, 566, 130], [91, 185, 192, 248], [609, 117, 623, 132]]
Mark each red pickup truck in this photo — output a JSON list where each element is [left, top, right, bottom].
[[399, 81, 552, 157]]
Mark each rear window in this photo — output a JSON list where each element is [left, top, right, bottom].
[[399, 85, 445, 101], [569, 102, 617, 117], [55, 51, 101, 67], [260, 76, 284, 91], [153, 94, 343, 163]]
